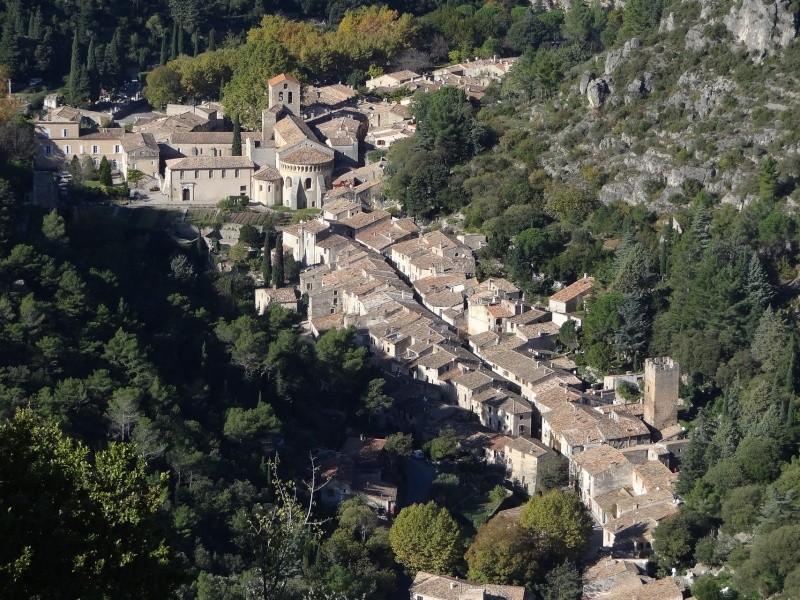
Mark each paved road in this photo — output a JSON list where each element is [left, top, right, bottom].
[[400, 457, 436, 508]]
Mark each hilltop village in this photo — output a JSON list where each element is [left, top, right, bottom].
[[28, 62, 697, 598]]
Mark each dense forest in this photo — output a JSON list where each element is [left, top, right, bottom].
[[2, 0, 800, 597]]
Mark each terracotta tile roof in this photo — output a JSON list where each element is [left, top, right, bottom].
[[453, 369, 494, 391], [310, 312, 344, 333], [281, 148, 333, 165], [543, 404, 648, 449], [601, 502, 678, 538], [304, 83, 357, 106], [550, 276, 595, 304], [268, 73, 300, 86], [165, 156, 255, 170], [120, 132, 158, 152], [505, 436, 549, 457], [81, 130, 124, 140], [469, 330, 500, 349], [316, 234, 350, 249], [411, 571, 528, 600], [424, 290, 463, 308], [508, 309, 548, 325], [633, 461, 678, 491], [170, 131, 235, 144], [275, 115, 320, 145], [341, 209, 390, 230], [573, 444, 631, 475], [253, 165, 282, 181], [322, 198, 360, 214]]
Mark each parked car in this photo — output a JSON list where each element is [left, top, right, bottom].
[[412, 449, 425, 459], [29, 77, 43, 87]]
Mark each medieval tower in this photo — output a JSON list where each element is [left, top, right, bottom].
[[643, 356, 679, 435]]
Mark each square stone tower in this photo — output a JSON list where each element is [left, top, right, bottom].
[[267, 73, 301, 117], [643, 356, 679, 433]]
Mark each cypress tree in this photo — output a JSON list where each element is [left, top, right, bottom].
[[170, 21, 177, 60], [208, 29, 216, 52], [193, 31, 199, 56], [98, 156, 112, 186], [27, 12, 35, 39], [86, 38, 99, 99], [272, 233, 284, 288], [231, 115, 242, 156], [262, 234, 272, 287], [66, 30, 81, 105], [138, 47, 147, 71], [31, 8, 42, 41], [177, 22, 184, 56], [159, 35, 167, 65]]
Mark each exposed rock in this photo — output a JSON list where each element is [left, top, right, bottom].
[[659, 12, 675, 34], [723, 0, 798, 62], [580, 71, 594, 95], [670, 71, 736, 119], [587, 78, 611, 108], [604, 37, 641, 75], [685, 24, 710, 51], [626, 73, 654, 100]]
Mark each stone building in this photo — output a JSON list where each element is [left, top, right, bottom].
[[643, 357, 680, 438]]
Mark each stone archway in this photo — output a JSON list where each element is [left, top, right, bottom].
[[182, 188, 191, 201]]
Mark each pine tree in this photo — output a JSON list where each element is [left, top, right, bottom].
[[748, 252, 774, 310], [759, 156, 778, 203], [0, 23, 21, 78], [231, 116, 242, 156], [691, 203, 711, 250], [613, 293, 650, 368], [261, 234, 272, 287], [208, 29, 216, 52], [272, 233, 285, 288]]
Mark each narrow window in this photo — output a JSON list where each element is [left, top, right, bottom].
[[45, 145, 52, 155], [62, 128, 68, 137], [221, 170, 226, 178]]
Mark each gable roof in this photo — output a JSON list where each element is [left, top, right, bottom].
[[268, 73, 300, 86], [550, 276, 595, 304]]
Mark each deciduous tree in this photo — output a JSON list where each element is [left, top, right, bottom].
[[389, 501, 463, 575]]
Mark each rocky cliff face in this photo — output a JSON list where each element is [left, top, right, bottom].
[[723, 0, 797, 61], [539, 0, 800, 210]]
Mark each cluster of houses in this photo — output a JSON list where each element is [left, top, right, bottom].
[[32, 55, 521, 209], [262, 199, 689, 588]]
